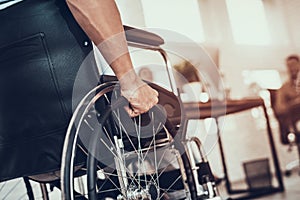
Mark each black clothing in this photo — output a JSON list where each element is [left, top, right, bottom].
[[0, 0, 97, 181]]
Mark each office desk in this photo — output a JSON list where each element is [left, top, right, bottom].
[[184, 98, 284, 199]]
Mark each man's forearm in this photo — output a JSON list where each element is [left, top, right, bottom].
[[66, 0, 134, 79]]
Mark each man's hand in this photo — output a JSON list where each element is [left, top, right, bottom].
[[119, 71, 158, 117]]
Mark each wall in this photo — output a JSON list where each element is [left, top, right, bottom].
[[115, 0, 146, 27]]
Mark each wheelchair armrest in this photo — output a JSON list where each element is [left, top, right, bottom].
[[124, 25, 164, 47], [99, 75, 118, 84]]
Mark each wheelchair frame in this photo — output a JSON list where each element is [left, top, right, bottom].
[[60, 26, 222, 200]]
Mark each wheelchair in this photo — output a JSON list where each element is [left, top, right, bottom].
[[0, 26, 222, 200], [61, 27, 223, 200]]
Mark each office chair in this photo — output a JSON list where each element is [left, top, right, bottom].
[[268, 89, 300, 176], [288, 101, 300, 174]]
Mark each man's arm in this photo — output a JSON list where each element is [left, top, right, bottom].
[[66, 0, 158, 116]]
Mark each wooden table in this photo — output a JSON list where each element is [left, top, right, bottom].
[[184, 98, 263, 119], [183, 98, 284, 199]]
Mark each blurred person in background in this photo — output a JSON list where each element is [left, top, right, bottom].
[[275, 55, 300, 130]]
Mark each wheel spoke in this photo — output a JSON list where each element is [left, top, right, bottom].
[[159, 174, 183, 199]]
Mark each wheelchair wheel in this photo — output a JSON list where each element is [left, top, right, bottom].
[[61, 82, 198, 200], [0, 177, 49, 200]]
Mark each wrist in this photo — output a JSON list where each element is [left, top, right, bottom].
[[119, 70, 143, 89], [118, 70, 147, 100]]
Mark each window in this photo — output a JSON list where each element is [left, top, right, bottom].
[[226, 0, 271, 45], [242, 69, 282, 89], [141, 0, 205, 43]]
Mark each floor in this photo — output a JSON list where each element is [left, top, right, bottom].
[[1, 172, 299, 199], [217, 172, 300, 200], [255, 174, 300, 200]]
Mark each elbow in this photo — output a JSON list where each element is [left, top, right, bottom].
[[66, 0, 76, 7], [65, 0, 81, 10], [65, 0, 74, 11]]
